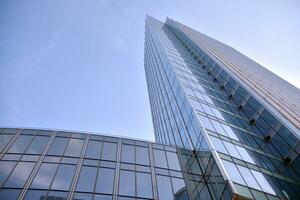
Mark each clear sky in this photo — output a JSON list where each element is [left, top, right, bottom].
[[1, 0, 299, 141]]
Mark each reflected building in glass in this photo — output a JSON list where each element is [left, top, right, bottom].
[[144, 16, 300, 200], [1, 16, 300, 200]]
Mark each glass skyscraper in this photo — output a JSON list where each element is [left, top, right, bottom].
[[1, 16, 299, 200], [144, 16, 299, 200]]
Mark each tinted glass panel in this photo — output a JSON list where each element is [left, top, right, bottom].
[[85, 140, 102, 159], [51, 164, 76, 190], [47, 137, 69, 155], [101, 142, 117, 161], [121, 144, 135, 164], [8, 135, 33, 153], [4, 162, 35, 188], [31, 163, 58, 189], [0, 135, 13, 152], [235, 146, 255, 164], [24, 190, 47, 200], [153, 149, 167, 168], [0, 161, 16, 185], [171, 178, 185, 195], [76, 166, 97, 192], [0, 189, 20, 200], [119, 170, 135, 196], [136, 146, 149, 165], [237, 165, 260, 190], [166, 151, 181, 170], [136, 172, 153, 198], [26, 136, 49, 154], [223, 141, 241, 159], [222, 160, 245, 185], [95, 168, 115, 194], [251, 170, 276, 195], [64, 138, 84, 157], [157, 175, 173, 199], [210, 136, 227, 154]]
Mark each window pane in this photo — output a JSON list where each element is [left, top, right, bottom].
[[221, 124, 239, 140], [171, 178, 185, 195], [5, 162, 35, 188], [47, 137, 69, 155], [157, 175, 173, 199], [121, 145, 135, 164], [26, 136, 49, 154], [119, 170, 135, 196], [64, 139, 84, 157], [8, 135, 33, 153], [136, 146, 149, 165], [251, 170, 276, 195], [0, 161, 16, 185], [24, 190, 47, 200], [153, 149, 167, 168], [0, 135, 13, 152], [235, 146, 255, 164], [85, 140, 102, 159], [51, 164, 76, 190], [166, 152, 181, 170], [223, 141, 241, 159], [136, 172, 153, 198], [31, 163, 58, 189], [236, 165, 260, 190], [95, 168, 115, 194], [210, 136, 228, 154], [222, 160, 245, 185], [101, 142, 117, 161], [94, 194, 112, 200], [0, 189, 21, 200], [73, 193, 92, 200], [76, 166, 97, 192]]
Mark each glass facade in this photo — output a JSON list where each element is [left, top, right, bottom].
[[144, 16, 300, 200]]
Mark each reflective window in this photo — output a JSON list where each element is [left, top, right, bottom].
[[101, 142, 117, 161], [198, 115, 215, 131], [8, 135, 33, 153], [119, 170, 135, 196], [94, 194, 112, 200], [157, 175, 173, 199], [64, 138, 84, 157], [47, 137, 69, 155], [51, 164, 76, 190], [235, 145, 255, 164], [222, 160, 245, 185], [0, 135, 13, 152], [47, 191, 68, 199], [73, 193, 93, 200], [26, 136, 49, 154], [4, 162, 35, 188], [85, 140, 102, 159], [95, 168, 115, 194], [210, 136, 227, 154], [221, 124, 239, 140], [0, 161, 16, 185], [0, 189, 20, 200], [24, 190, 47, 200], [171, 178, 185, 195], [136, 146, 149, 165], [236, 165, 260, 190], [166, 151, 181, 170], [251, 170, 276, 195], [136, 172, 153, 198], [223, 141, 241, 159], [211, 120, 226, 136], [153, 149, 167, 168], [76, 166, 97, 192], [31, 163, 58, 189], [121, 145, 135, 164]]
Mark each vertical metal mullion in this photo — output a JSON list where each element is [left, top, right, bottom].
[[18, 131, 57, 200], [149, 143, 158, 200], [67, 135, 89, 200], [113, 138, 121, 200]]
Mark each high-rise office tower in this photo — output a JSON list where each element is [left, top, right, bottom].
[[144, 16, 300, 200]]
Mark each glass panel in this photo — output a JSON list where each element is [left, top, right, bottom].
[[76, 166, 97, 192], [121, 144, 135, 164], [0, 161, 16, 185], [136, 172, 153, 198], [47, 191, 68, 199], [85, 140, 102, 159], [47, 137, 69, 155], [235, 146, 255, 164], [171, 178, 185, 195], [51, 164, 76, 190], [136, 146, 149, 165], [153, 149, 167, 168], [0, 135, 13, 152], [222, 160, 245, 185], [210, 136, 228, 154], [237, 165, 260, 190], [24, 190, 47, 200], [94, 194, 113, 200], [250, 170, 276, 195], [0, 189, 21, 200], [95, 168, 115, 194], [73, 193, 92, 200], [223, 141, 241, 159], [26, 136, 49, 154], [166, 151, 181, 170], [4, 162, 35, 188], [101, 142, 117, 161], [64, 138, 84, 157], [31, 163, 58, 189], [119, 170, 135, 196], [8, 135, 33, 153], [221, 124, 239, 140], [157, 175, 173, 199]]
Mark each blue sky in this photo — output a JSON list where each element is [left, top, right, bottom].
[[1, 0, 299, 141]]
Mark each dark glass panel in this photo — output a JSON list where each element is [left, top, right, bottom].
[[76, 166, 97, 192], [26, 136, 50, 154], [136, 146, 149, 165], [0, 189, 21, 200], [95, 168, 115, 194], [4, 162, 35, 188], [136, 172, 153, 198], [51, 164, 76, 190], [121, 144, 135, 164], [85, 140, 102, 159], [8, 135, 33, 153], [47, 137, 69, 155], [0, 161, 16, 185], [119, 170, 135, 196], [101, 142, 117, 161], [0, 134, 13, 152], [31, 163, 58, 189], [64, 138, 84, 157], [24, 190, 47, 200]]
